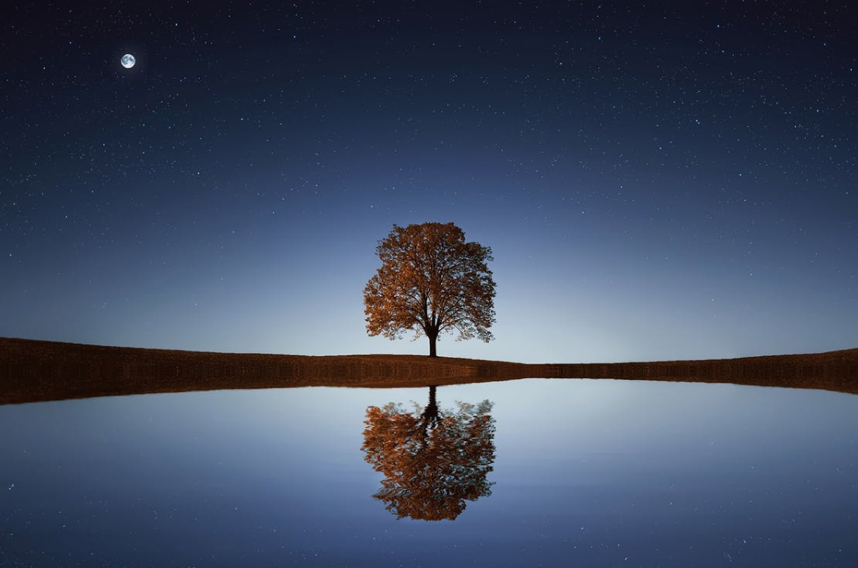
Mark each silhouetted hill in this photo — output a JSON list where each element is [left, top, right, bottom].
[[2, 337, 857, 404]]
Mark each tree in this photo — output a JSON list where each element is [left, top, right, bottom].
[[361, 387, 496, 521], [364, 222, 496, 357]]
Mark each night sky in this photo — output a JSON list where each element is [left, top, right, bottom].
[[2, 1, 856, 363]]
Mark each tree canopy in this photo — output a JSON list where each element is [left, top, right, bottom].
[[364, 222, 496, 357]]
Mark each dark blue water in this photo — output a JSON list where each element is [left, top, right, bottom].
[[1, 379, 856, 567]]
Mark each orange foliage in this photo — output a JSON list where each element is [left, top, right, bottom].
[[364, 222, 496, 356]]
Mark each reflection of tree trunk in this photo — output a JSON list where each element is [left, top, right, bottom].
[[426, 385, 437, 418], [420, 386, 439, 444]]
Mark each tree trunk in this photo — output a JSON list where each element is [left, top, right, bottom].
[[428, 331, 438, 357]]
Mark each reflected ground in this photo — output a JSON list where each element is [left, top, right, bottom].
[[1, 379, 857, 567]]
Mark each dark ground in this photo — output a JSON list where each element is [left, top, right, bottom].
[[2, 337, 857, 405]]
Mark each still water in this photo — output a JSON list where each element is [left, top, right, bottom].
[[1, 379, 857, 567]]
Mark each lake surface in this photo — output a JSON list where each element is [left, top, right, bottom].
[[1, 379, 857, 567]]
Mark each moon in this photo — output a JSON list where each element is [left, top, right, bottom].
[[121, 54, 136, 69]]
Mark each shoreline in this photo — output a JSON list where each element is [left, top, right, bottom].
[[2, 337, 858, 405]]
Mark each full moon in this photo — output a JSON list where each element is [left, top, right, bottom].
[[121, 54, 136, 69]]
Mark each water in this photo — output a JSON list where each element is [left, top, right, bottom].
[[1, 379, 857, 567]]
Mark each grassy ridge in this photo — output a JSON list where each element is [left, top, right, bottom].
[[2, 337, 858, 405]]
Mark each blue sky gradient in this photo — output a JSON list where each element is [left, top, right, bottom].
[[2, 2, 856, 362]]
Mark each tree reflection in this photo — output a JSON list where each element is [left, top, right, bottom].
[[361, 386, 496, 521]]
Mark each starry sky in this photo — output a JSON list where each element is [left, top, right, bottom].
[[2, 1, 856, 363]]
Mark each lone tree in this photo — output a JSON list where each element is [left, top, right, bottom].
[[364, 222, 496, 357]]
